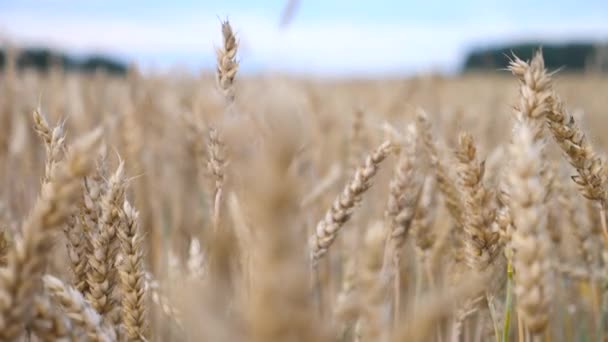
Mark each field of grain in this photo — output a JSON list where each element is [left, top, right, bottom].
[[1, 21, 608, 341]]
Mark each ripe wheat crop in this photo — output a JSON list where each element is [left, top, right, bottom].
[[0, 20, 608, 341]]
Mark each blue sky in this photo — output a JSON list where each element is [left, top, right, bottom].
[[1, 0, 608, 75]]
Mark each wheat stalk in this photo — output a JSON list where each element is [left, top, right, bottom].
[[382, 124, 422, 324], [357, 221, 390, 342]]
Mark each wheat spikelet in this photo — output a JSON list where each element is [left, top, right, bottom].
[[310, 140, 394, 266], [30, 295, 74, 342], [44, 275, 117, 342], [0, 128, 102, 340], [86, 161, 125, 319], [64, 213, 89, 292], [118, 200, 148, 341], [216, 19, 239, 102], [507, 123, 550, 335]]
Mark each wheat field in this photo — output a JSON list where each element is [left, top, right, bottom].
[[1, 21, 608, 341]]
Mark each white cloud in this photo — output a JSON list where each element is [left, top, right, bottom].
[[1, 8, 607, 76]]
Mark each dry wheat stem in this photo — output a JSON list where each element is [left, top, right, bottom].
[[357, 222, 390, 342]]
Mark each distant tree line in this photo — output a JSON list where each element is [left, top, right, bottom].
[[0, 47, 127, 75], [463, 42, 608, 73]]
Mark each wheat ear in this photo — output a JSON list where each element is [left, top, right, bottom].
[[32, 108, 66, 184], [547, 96, 608, 246], [0, 128, 102, 340], [73, 168, 106, 294], [216, 19, 239, 102], [310, 140, 395, 266], [507, 123, 550, 336], [383, 124, 422, 324], [455, 132, 500, 271], [208, 126, 227, 231], [416, 109, 463, 226], [508, 51, 553, 143], [86, 161, 125, 319], [118, 200, 148, 341]]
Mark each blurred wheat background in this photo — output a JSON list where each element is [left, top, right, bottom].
[[1, 1, 608, 341]]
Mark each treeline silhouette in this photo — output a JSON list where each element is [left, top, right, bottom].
[[463, 42, 608, 72], [0, 47, 127, 75]]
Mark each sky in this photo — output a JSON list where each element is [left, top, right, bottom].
[[1, 0, 608, 76]]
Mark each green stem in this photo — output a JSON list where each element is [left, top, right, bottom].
[[502, 259, 514, 342], [487, 293, 501, 342]]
